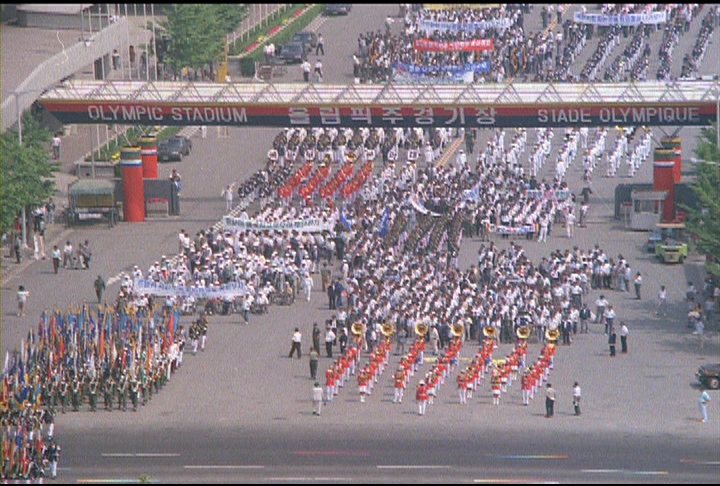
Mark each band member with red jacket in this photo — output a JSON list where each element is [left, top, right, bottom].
[[325, 367, 336, 404], [416, 380, 429, 415], [358, 366, 370, 403], [393, 368, 406, 404], [457, 370, 469, 404]]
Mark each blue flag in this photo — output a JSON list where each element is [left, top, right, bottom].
[[378, 207, 390, 238], [340, 207, 352, 231]]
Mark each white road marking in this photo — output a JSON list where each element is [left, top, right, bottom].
[[102, 453, 179, 458], [473, 480, 559, 484], [183, 465, 265, 469], [376, 465, 451, 469], [268, 478, 351, 482], [582, 469, 668, 475]]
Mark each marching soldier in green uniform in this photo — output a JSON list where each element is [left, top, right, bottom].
[[153, 365, 161, 394], [71, 375, 82, 411], [88, 377, 98, 411], [59, 374, 69, 414], [189, 322, 198, 355], [198, 314, 209, 351], [130, 376, 140, 411], [44, 376, 56, 414], [140, 367, 151, 404], [117, 372, 128, 411], [102, 375, 115, 412]]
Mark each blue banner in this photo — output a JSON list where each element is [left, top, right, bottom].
[[393, 60, 492, 75], [418, 18, 512, 34], [573, 11, 667, 26]]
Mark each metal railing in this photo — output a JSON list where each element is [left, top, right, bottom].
[[227, 4, 289, 51], [2, 17, 130, 132]]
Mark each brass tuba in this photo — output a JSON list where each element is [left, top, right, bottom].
[[545, 328, 560, 342], [451, 322, 464, 338], [516, 326, 530, 340], [415, 322, 429, 337], [351, 322, 366, 337], [381, 322, 396, 338], [483, 326, 497, 338]]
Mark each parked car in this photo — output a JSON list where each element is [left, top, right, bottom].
[[696, 363, 720, 389], [158, 137, 187, 162], [170, 135, 192, 156], [324, 4, 352, 16], [292, 31, 318, 53], [278, 42, 307, 64]]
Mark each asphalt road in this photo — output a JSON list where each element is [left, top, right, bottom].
[[55, 424, 720, 483], [2, 3, 720, 483]]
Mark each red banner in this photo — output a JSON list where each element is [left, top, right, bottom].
[[414, 38, 494, 52]]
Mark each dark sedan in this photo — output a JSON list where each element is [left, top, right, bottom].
[[170, 135, 192, 156], [324, 4, 352, 16], [158, 137, 186, 162], [696, 363, 720, 389], [292, 31, 318, 53], [278, 42, 307, 64]]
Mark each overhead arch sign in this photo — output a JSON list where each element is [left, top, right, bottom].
[[39, 80, 720, 129]]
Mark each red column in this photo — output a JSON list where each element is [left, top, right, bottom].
[[653, 148, 675, 223], [140, 135, 158, 179], [661, 137, 682, 183], [121, 147, 145, 222]]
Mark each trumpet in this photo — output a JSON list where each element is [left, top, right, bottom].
[[482, 326, 497, 339], [545, 328, 560, 342], [451, 322, 464, 338], [516, 326, 530, 340]]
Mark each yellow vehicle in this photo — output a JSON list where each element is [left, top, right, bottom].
[[650, 223, 688, 264]]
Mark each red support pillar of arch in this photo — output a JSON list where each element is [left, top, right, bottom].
[[121, 147, 145, 222], [140, 134, 158, 179], [653, 148, 675, 223]]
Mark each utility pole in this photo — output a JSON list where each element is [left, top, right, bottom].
[[14, 91, 29, 249]]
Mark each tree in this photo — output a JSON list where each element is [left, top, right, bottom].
[[1, 113, 57, 236], [683, 123, 720, 275], [154, 5, 247, 78]]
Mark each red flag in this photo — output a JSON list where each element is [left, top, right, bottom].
[[50, 314, 57, 344], [99, 328, 105, 363]]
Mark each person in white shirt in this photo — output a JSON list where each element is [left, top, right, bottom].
[[634, 272, 643, 300], [565, 209, 576, 238], [314, 59, 324, 83], [222, 184, 234, 212], [17, 285, 30, 317], [301, 60, 311, 82], [303, 273, 314, 302], [656, 285, 668, 317], [572, 381, 581, 415], [289, 327, 302, 359]]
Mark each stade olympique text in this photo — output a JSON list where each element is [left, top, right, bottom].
[[84, 104, 703, 127]]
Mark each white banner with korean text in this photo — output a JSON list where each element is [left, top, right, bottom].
[[222, 215, 335, 233], [135, 280, 248, 298]]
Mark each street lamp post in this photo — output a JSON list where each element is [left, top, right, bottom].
[[14, 91, 29, 249]]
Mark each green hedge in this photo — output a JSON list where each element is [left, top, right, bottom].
[[89, 125, 183, 163]]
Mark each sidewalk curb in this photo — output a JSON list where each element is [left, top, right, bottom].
[[2, 226, 75, 286]]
